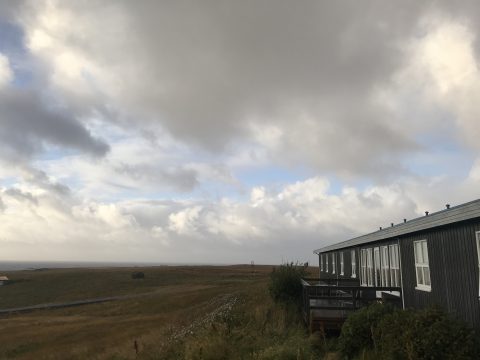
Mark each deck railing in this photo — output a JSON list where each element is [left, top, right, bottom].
[[301, 278, 402, 331]]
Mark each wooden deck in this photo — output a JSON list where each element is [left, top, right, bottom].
[[301, 278, 402, 333]]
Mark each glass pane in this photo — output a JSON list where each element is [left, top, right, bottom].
[[424, 267, 431, 286], [382, 247, 388, 267], [414, 242, 421, 264], [416, 266, 423, 285], [393, 245, 399, 267], [422, 241, 429, 264]]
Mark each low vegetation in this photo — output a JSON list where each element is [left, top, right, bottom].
[[0, 264, 321, 359], [268, 262, 307, 306], [3, 265, 475, 359], [338, 302, 479, 359]]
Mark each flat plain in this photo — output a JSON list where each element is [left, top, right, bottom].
[[0, 265, 295, 359]]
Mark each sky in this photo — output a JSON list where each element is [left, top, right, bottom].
[[1, 1, 480, 265]]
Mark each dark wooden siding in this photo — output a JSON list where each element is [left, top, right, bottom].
[[318, 218, 480, 327], [399, 219, 480, 327]]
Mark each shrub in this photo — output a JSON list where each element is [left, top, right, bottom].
[[374, 306, 478, 360], [268, 262, 307, 305], [337, 302, 394, 358], [131, 271, 145, 279]]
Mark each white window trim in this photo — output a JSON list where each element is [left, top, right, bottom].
[[374, 247, 381, 287], [320, 254, 324, 272], [415, 284, 432, 292], [340, 252, 344, 275], [351, 250, 357, 278], [367, 248, 373, 286], [332, 253, 336, 274], [326, 254, 329, 273], [380, 246, 389, 287], [360, 249, 367, 285], [414, 239, 431, 292], [389, 244, 400, 288]]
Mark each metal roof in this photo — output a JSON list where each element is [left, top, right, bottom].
[[314, 198, 480, 254]]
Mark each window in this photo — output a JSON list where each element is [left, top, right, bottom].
[[332, 253, 336, 274], [340, 252, 344, 275], [476, 232, 480, 297], [361, 249, 367, 285], [367, 248, 373, 286], [414, 240, 431, 291], [389, 244, 400, 287], [381, 246, 390, 287], [374, 247, 381, 286], [320, 254, 324, 272], [326, 254, 329, 273], [351, 250, 356, 278]]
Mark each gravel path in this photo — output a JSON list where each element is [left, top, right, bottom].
[[168, 294, 240, 342], [0, 293, 149, 315]]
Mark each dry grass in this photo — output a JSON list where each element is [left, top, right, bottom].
[[0, 265, 276, 359]]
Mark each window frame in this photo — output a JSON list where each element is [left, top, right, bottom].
[[351, 249, 357, 278], [366, 248, 373, 286], [326, 253, 329, 273], [413, 239, 431, 292], [340, 252, 344, 275], [320, 254, 324, 272], [374, 247, 381, 286], [389, 244, 400, 288], [360, 249, 368, 285], [380, 246, 390, 287], [332, 253, 336, 274]]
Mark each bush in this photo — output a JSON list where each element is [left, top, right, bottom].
[[131, 271, 145, 279], [374, 306, 478, 360], [338, 302, 394, 358], [268, 262, 307, 305]]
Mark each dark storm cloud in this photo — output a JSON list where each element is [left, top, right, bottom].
[[124, 0, 425, 144], [8, 0, 480, 179], [14, 0, 434, 178], [0, 88, 109, 162]]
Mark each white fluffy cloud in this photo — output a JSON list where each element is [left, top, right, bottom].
[[0, 174, 462, 264], [0, 53, 13, 87]]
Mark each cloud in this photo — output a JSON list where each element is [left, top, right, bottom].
[[13, 0, 434, 178], [0, 53, 13, 87], [0, 88, 109, 163], [4, 188, 38, 205], [0, 175, 427, 263], [2, 1, 480, 264]]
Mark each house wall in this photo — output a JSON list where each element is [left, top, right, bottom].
[[319, 248, 360, 282], [399, 219, 480, 327], [317, 217, 480, 328]]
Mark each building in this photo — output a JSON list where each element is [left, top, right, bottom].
[[313, 198, 480, 328], [0, 276, 9, 286]]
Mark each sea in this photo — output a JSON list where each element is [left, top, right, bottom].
[[0, 261, 208, 272]]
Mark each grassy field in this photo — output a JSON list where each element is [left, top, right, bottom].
[[0, 265, 321, 359]]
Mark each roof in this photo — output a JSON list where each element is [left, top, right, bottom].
[[0, 276, 9, 281], [314, 198, 480, 254]]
